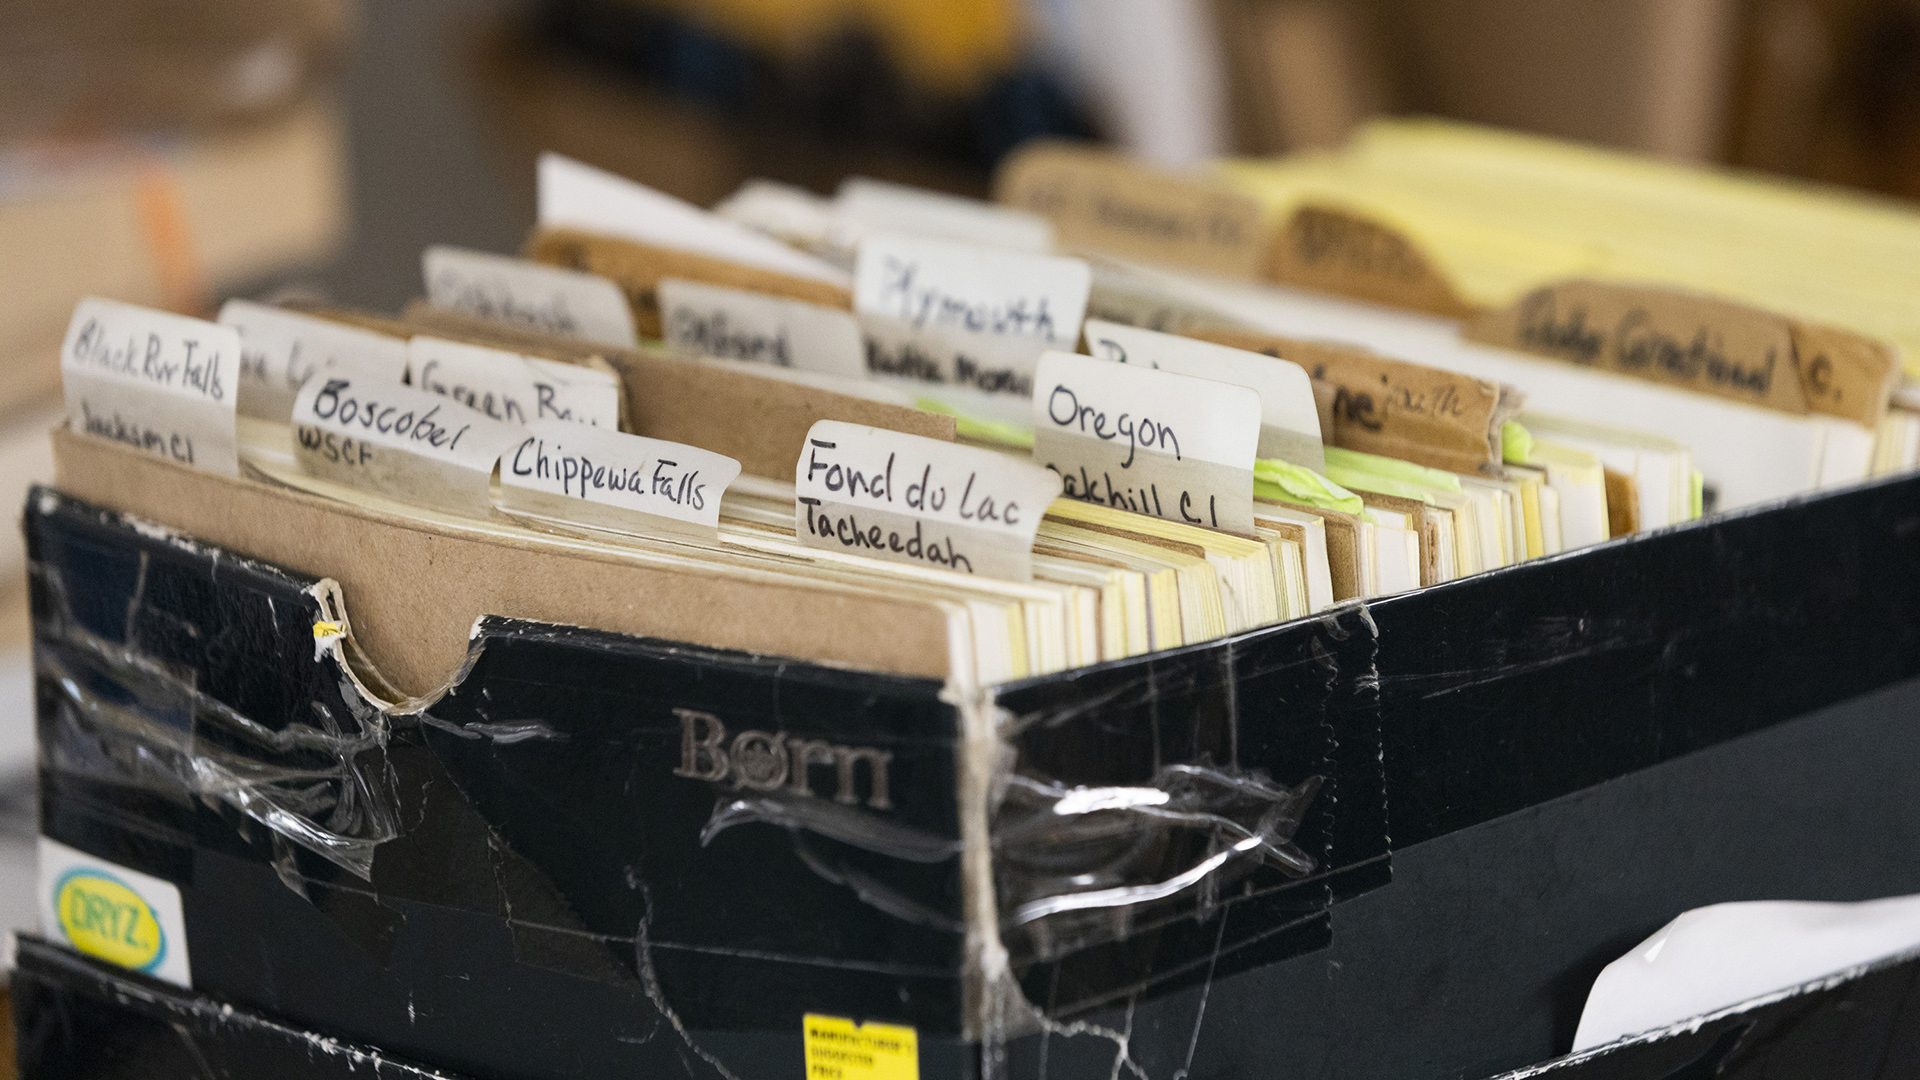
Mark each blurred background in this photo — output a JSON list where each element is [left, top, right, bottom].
[[7, 0, 1920, 1034]]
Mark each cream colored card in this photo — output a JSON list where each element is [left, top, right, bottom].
[[1084, 319, 1325, 470], [536, 152, 847, 285], [1031, 350, 1260, 535], [409, 336, 620, 427], [835, 177, 1054, 253], [658, 278, 866, 379], [500, 420, 741, 539], [291, 375, 525, 516], [423, 245, 637, 348], [220, 300, 410, 422], [63, 297, 241, 475], [795, 420, 1063, 581], [715, 179, 840, 254]]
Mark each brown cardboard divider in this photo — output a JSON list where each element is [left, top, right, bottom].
[[1191, 325, 1514, 476], [1261, 499, 1365, 601], [993, 141, 1273, 279], [51, 428, 958, 697], [1789, 320, 1900, 428], [1265, 204, 1478, 319], [1603, 468, 1640, 537], [525, 226, 853, 339], [1465, 279, 1899, 427]]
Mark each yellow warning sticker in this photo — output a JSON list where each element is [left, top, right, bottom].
[[803, 1014, 919, 1080]]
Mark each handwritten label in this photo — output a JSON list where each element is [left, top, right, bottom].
[[1788, 322, 1896, 428], [219, 300, 410, 421], [1031, 351, 1259, 535], [1266, 204, 1474, 318], [1084, 319, 1325, 470], [423, 245, 638, 348], [291, 376, 524, 516], [659, 278, 866, 379], [853, 235, 1087, 413], [854, 234, 1089, 345], [837, 176, 1054, 253], [860, 313, 1051, 419], [1191, 325, 1514, 475], [499, 420, 740, 539], [408, 337, 621, 427], [994, 142, 1269, 278], [62, 297, 240, 475], [795, 420, 1062, 581], [1465, 281, 1812, 415]]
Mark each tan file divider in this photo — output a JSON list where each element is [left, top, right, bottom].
[[1265, 204, 1478, 319], [526, 226, 853, 339], [1468, 280, 1898, 427], [1191, 325, 1515, 476]]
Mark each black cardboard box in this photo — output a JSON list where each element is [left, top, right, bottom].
[[23, 460, 1920, 1079], [18, 930, 1920, 1079]]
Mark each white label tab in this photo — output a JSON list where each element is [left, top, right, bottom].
[[1031, 351, 1259, 535], [62, 297, 240, 475], [853, 234, 1090, 345], [219, 300, 411, 421], [292, 375, 524, 515], [40, 836, 191, 988], [859, 313, 1051, 417], [409, 337, 621, 428], [658, 278, 866, 379], [500, 420, 740, 539], [795, 420, 1062, 581], [1084, 319, 1325, 470], [423, 245, 638, 348], [836, 176, 1054, 253]]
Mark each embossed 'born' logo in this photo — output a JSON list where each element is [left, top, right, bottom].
[[672, 709, 894, 810]]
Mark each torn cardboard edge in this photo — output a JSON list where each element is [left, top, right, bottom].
[[28, 470, 1373, 1047], [1466, 279, 1898, 428], [51, 425, 961, 695]]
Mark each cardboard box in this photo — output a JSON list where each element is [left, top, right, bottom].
[[15, 932, 1920, 1079], [25, 431, 1920, 1077], [11, 938, 463, 1079]]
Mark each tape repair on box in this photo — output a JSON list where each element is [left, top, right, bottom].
[[27, 485, 1387, 1080]]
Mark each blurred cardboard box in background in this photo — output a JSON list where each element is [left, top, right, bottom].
[[0, 0, 353, 620]]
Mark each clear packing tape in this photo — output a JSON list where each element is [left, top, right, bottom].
[[684, 736, 1327, 970], [994, 765, 1320, 957], [34, 517, 398, 881], [957, 601, 1377, 1059], [29, 486, 1381, 1078]]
